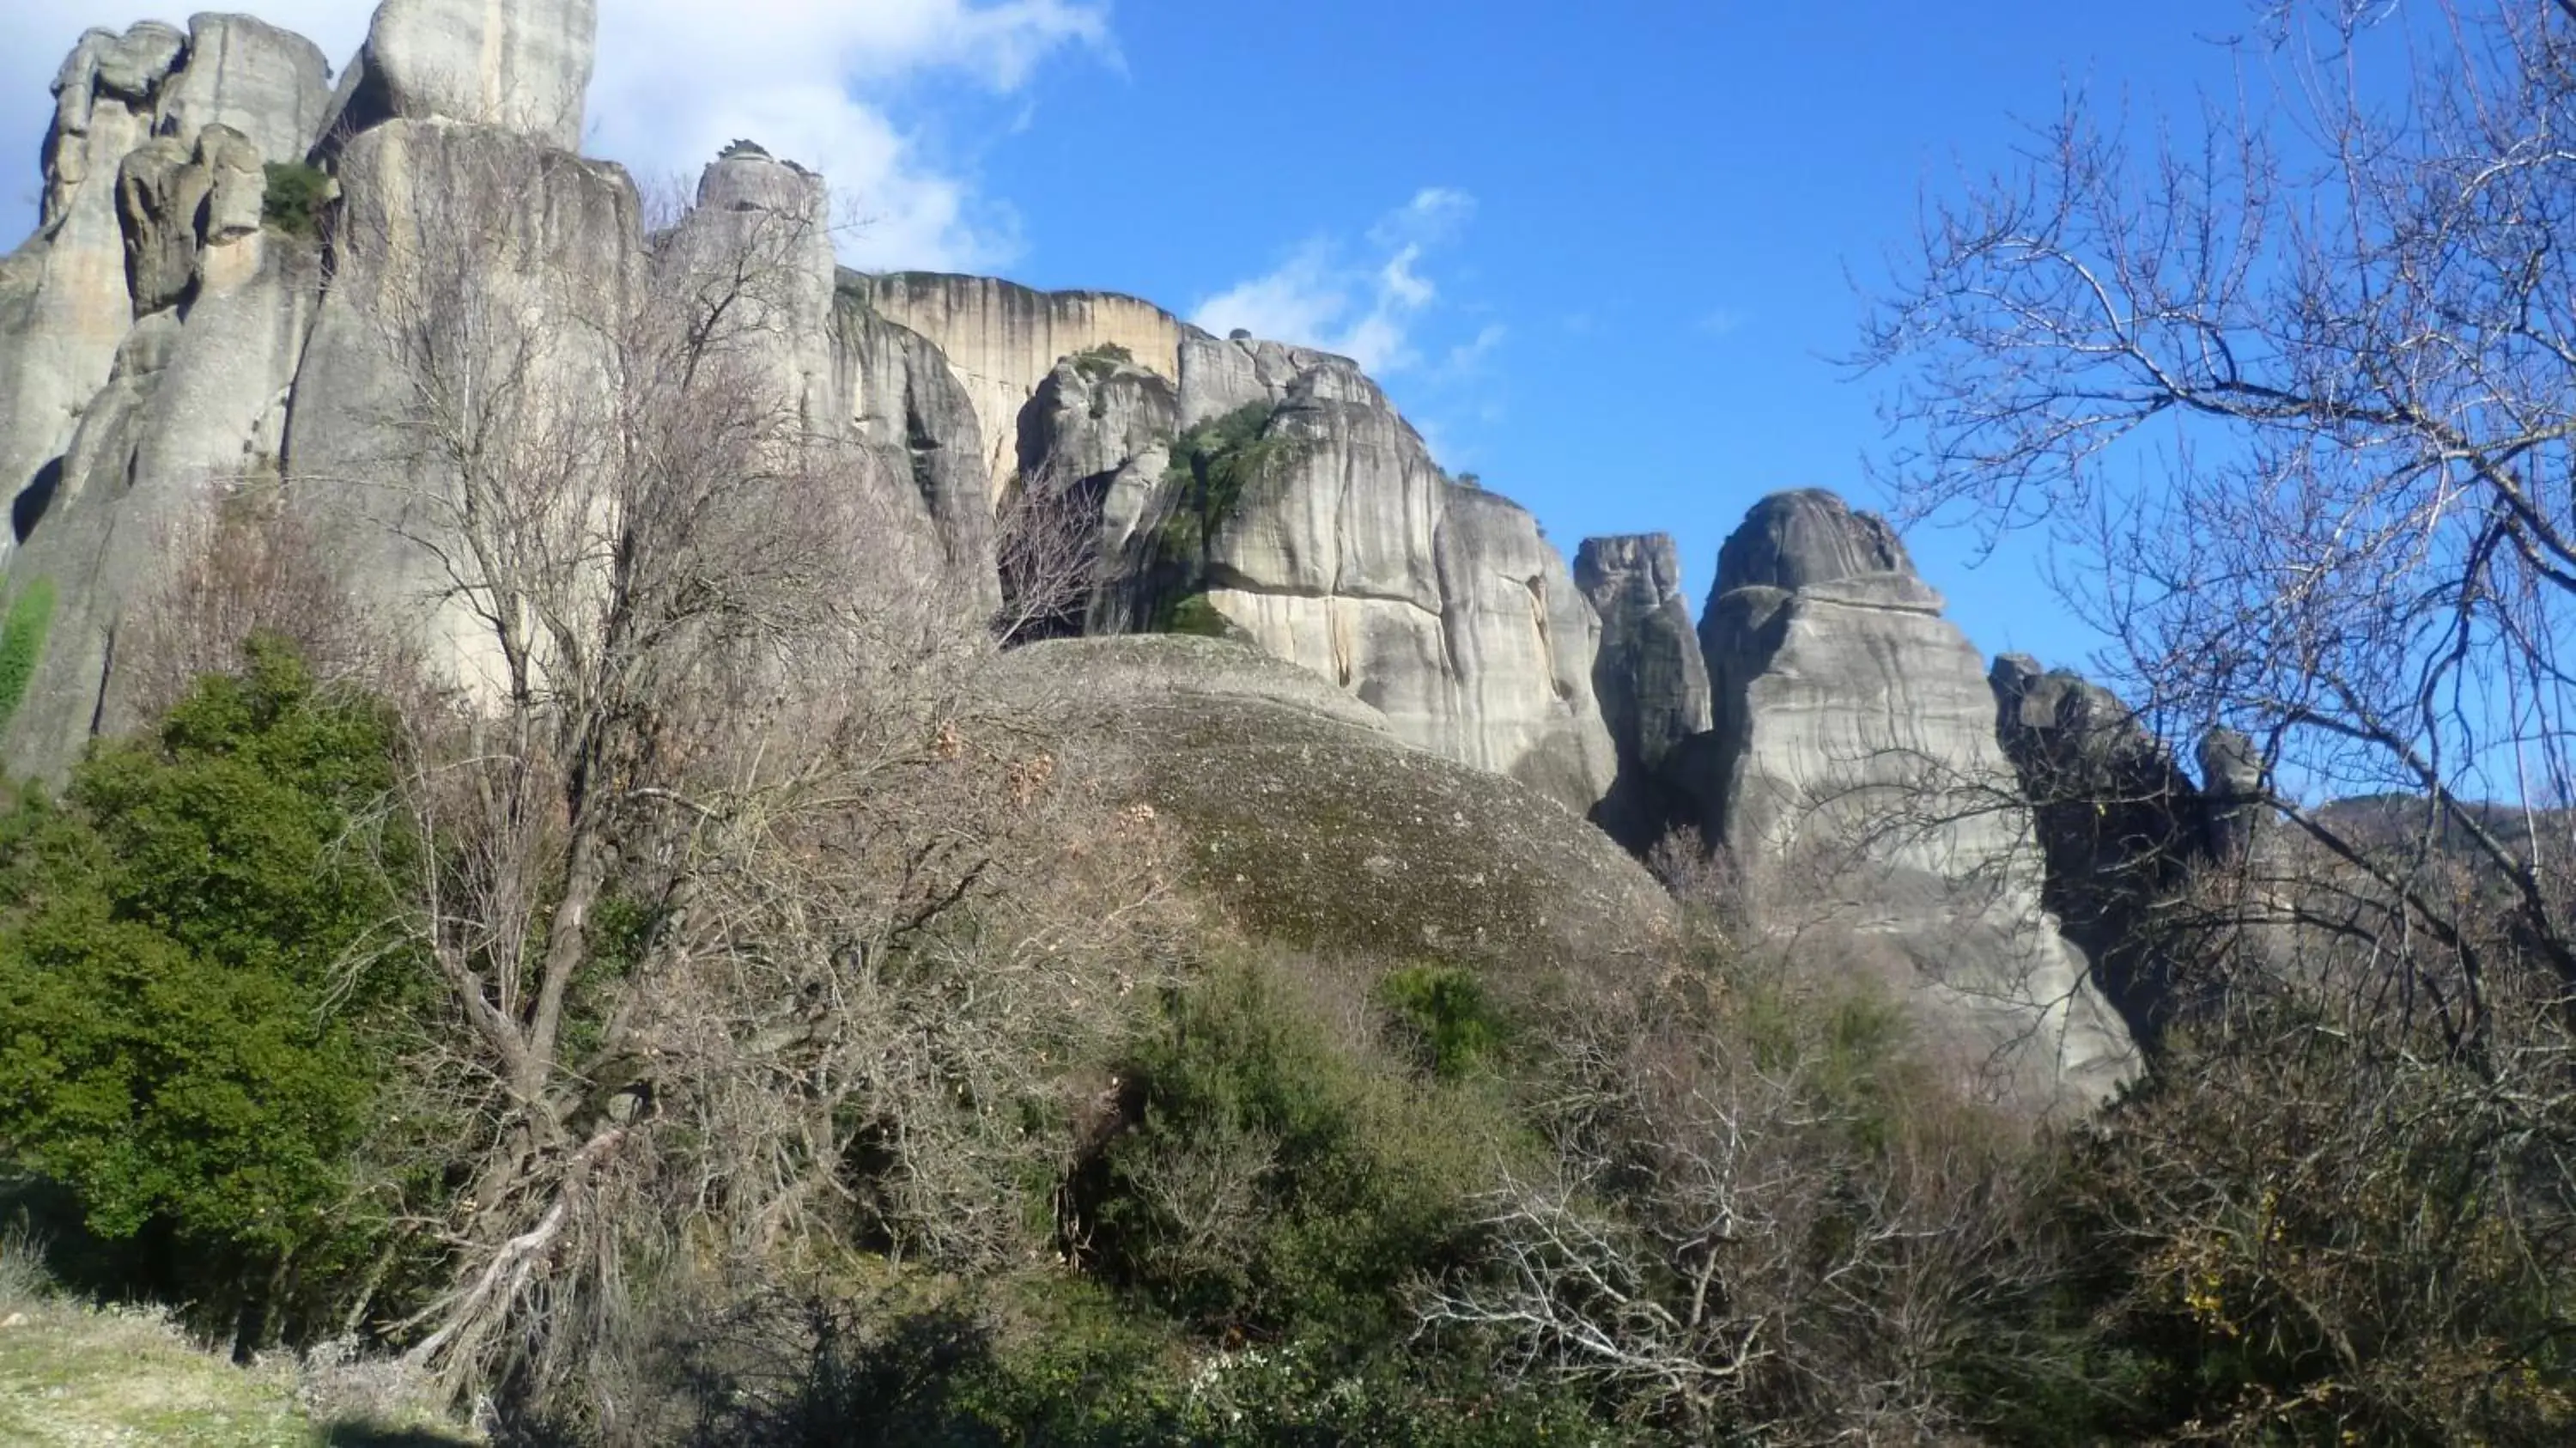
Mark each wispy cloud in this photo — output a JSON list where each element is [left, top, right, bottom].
[[1698, 307, 1748, 338], [1, 0, 1111, 270], [1194, 188, 1479, 374]]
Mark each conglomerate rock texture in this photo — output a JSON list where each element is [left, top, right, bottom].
[[0, 0, 2223, 1111]]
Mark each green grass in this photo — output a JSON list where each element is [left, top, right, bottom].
[[0, 580, 55, 736], [0, 1299, 474, 1446]]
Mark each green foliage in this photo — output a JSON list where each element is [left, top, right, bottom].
[[1070, 341, 1135, 381], [260, 161, 331, 239], [0, 581, 55, 737], [1082, 958, 1505, 1349], [715, 1275, 1634, 1447], [1157, 594, 1236, 639], [1377, 964, 1504, 1080], [1142, 404, 1304, 632], [0, 638, 425, 1346]]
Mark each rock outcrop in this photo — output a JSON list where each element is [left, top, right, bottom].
[[0, 16, 340, 775], [859, 273, 1184, 496], [832, 276, 1002, 614], [1696, 490, 2134, 1104], [1990, 655, 2209, 1042], [991, 635, 1673, 980], [1075, 344, 1619, 814], [160, 14, 332, 163], [1576, 533, 1712, 851], [319, 0, 597, 151], [283, 117, 641, 701]]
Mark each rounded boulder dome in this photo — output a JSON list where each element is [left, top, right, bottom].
[[1714, 488, 1916, 595]]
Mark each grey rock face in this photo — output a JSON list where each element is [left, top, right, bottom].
[[3, 16, 333, 575], [831, 277, 1002, 616], [1698, 490, 2136, 1106], [1084, 345, 1617, 814], [324, 0, 598, 151], [858, 272, 1183, 495], [1011, 350, 1178, 636], [285, 119, 641, 697], [667, 150, 839, 434], [1576, 533, 1714, 851], [159, 14, 332, 162], [3, 231, 325, 781], [1, 25, 188, 574]]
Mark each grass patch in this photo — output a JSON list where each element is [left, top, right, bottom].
[[0, 579, 55, 736]]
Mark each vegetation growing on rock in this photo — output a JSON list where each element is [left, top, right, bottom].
[[0, 581, 54, 737], [258, 161, 331, 238]]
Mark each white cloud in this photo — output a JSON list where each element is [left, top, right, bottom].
[[1438, 322, 1509, 380], [0, 0, 1108, 271], [1698, 307, 1747, 338], [1193, 188, 1479, 375]]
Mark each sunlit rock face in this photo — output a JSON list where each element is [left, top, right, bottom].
[[1696, 490, 2136, 1106], [318, 0, 598, 151], [1055, 340, 1619, 816], [0, 18, 330, 578], [856, 272, 1185, 498], [0, 17, 336, 778]]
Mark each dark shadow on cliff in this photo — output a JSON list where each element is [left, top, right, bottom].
[[12, 455, 63, 544]]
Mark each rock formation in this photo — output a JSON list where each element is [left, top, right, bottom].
[[1068, 341, 1619, 813], [991, 635, 1673, 979], [0, 16, 336, 776], [859, 273, 1184, 496], [319, 0, 597, 151], [0, 0, 2190, 1113], [1576, 533, 1712, 851], [2, 19, 323, 578], [1695, 490, 2135, 1104]]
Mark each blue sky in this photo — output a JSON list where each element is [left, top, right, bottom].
[[3, 0, 2274, 673]]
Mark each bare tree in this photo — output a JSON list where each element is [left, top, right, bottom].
[[292, 132, 1182, 1415], [1422, 937, 2054, 1443], [1860, 0, 2576, 1038]]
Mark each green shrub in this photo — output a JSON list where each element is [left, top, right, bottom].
[[0, 580, 54, 736], [1083, 958, 1505, 1348], [259, 161, 331, 238], [0, 637, 430, 1349], [1378, 964, 1505, 1080], [1071, 341, 1135, 381], [1158, 593, 1236, 639]]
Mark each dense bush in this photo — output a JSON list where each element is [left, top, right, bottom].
[[260, 161, 331, 238], [0, 639, 428, 1350], [1079, 957, 1511, 1348]]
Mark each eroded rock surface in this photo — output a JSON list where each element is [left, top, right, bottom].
[[322, 0, 597, 150], [1696, 490, 2135, 1105], [992, 636, 1672, 980], [1079, 349, 1618, 814], [1577, 533, 1713, 851], [284, 118, 641, 699], [858, 273, 1183, 496]]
